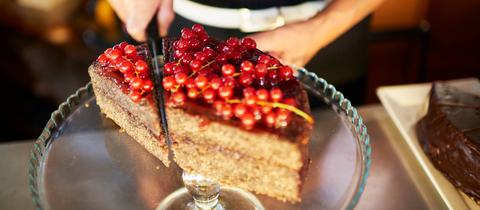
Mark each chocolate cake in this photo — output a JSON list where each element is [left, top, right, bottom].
[[88, 24, 313, 202], [416, 81, 480, 203]]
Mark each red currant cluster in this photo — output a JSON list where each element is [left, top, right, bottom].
[[96, 42, 154, 103], [162, 24, 302, 129]]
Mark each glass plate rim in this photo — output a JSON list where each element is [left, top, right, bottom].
[[27, 68, 372, 210]]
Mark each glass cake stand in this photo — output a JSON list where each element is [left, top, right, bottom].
[[28, 68, 371, 210]]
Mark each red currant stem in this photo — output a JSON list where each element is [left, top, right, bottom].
[[200, 59, 216, 70], [188, 59, 217, 78], [232, 72, 241, 77], [226, 99, 314, 124], [199, 84, 212, 93], [176, 59, 182, 65], [267, 66, 281, 70]]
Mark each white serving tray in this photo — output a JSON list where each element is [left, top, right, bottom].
[[377, 78, 480, 210]]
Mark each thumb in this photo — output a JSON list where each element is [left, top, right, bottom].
[[125, 0, 161, 41], [158, 0, 175, 37]]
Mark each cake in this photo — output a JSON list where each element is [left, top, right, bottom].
[[88, 24, 313, 202], [416, 81, 480, 203]]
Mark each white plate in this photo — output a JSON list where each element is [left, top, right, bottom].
[[377, 78, 480, 210]]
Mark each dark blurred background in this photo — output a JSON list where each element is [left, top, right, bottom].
[[0, 0, 478, 142]]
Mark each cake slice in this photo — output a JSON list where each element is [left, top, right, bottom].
[[88, 24, 313, 202], [416, 81, 480, 203]]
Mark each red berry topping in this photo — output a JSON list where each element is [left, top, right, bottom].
[[234, 103, 247, 117], [135, 60, 149, 73], [265, 112, 277, 127], [270, 88, 283, 101], [202, 88, 216, 102], [119, 61, 133, 74], [106, 48, 122, 60], [130, 90, 142, 103], [163, 76, 176, 90], [256, 89, 269, 101], [240, 61, 254, 73], [279, 66, 293, 80], [241, 112, 255, 129], [254, 63, 268, 78], [185, 78, 196, 89], [189, 59, 202, 72], [226, 37, 240, 47], [124, 72, 134, 83], [218, 85, 233, 99], [258, 55, 271, 65], [175, 72, 188, 85], [192, 24, 206, 35], [124, 44, 137, 58], [221, 64, 235, 76], [164, 62, 175, 75], [210, 77, 222, 90], [172, 92, 186, 105], [130, 77, 143, 90], [187, 88, 199, 98], [195, 75, 208, 89], [221, 104, 233, 119], [142, 80, 153, 92], [244, 95, 257, 106], [241, 37, 256, 49], [243, 87, 255, 97], [222, 76, 237, 87], [97, 54, 109, 66], [238, 73, 253, 87]]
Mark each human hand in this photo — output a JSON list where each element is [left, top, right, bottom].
[[107, 0, 174, 41], [248, 21, 322, 67]]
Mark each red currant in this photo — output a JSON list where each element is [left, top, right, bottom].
[[234, 103, 247, 117], [189, 59, 202, 72], [240, 61, 254, 73], [192, 24, 206, 35], [256, 89, 269, 101], [213, 100, 224, 115], [251, 105, 262, 121], [265, 112, 277, 127], [187, 88, 199, 98], [108, 49, 122, 60], [194, 75, 208, 89], [130, 77, 143, 90], [279, 66, 293, 80], [238, 73, 253, 87], [175, 72, 188, 85], [163, 76, 176, 90], [241, 37, 256, 49], [216, 53, 228, 64], [221, 104, 233, 119], [173, 65, 185, 74], [241, 112, 255, 129], [244, 95, 257, 106], [124, 72, 135, 83], [202, 88, 216, 102], [210, 77, 222, 90], [218, 85, 233, 99], [142, 80, 153, 92], [119, 60, 133, 74], [258, 54, 271, 65], [261, 105, 272, 114], [185, 78, 196, 89], [226, 37, 240, 47], [97, 54, 109, 66], [283, 98, 296, 106], [221, 64, 235, 76], [135, 60, 149, 73], [181, 28, 196, 39], [124, 44, 137, 58], [172, 92, 186, 105], [164, 62, 175, 75], [270, 88, 283, 101], [202, 47, 216, 59], [222, 76, 237, 87], [254, 63, 268, 78], [130, 90, 142, 103], [243, 87, 255, 97]]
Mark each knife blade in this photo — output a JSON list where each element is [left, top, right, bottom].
[[146, 17, 174, 164]]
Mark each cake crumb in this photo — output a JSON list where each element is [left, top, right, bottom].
[[156, 165, 160, 170], [84, 103, 90, 108], [119, 128, 125, 133]]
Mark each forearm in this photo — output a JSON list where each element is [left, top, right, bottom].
[[308, 0, 385, 49]]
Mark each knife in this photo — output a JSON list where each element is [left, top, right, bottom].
[[146, 17, 174, 164]]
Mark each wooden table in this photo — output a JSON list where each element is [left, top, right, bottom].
[[0, 105, 439, 210]]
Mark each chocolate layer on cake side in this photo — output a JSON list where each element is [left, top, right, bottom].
[[416, 81, 480, 203]]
